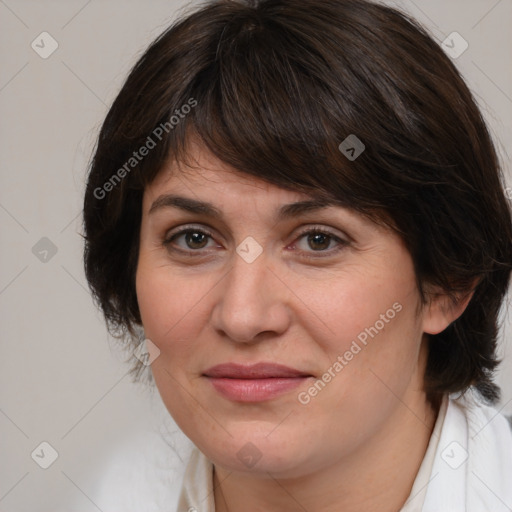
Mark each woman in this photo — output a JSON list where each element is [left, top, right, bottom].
[[83, 0, 512, 510]]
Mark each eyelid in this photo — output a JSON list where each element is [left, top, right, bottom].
[[164, 223, 219, 243], [291, 224, 349, 243]]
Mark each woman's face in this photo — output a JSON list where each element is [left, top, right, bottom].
[[136, 142, 439, 478]]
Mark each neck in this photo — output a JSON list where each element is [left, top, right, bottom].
[[213, 384, 439, 512]]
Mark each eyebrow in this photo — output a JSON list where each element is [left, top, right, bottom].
[[148, 194, 338, 220]]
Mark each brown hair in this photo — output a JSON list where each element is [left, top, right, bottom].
[[83, 0, 512, 404]]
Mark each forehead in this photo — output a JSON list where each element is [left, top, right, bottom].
[[144, 143, 318, 206]]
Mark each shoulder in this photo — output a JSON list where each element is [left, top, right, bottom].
[[419, 391, 512, 512], [449, 391, 512, 510], [455, 390, 512, 438]]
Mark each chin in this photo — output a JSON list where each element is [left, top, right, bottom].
[[197, 428, 317, 477]]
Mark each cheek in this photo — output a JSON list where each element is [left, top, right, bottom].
[[135, 263, 212, 359], [135, 264, 217, 430], [285, 256, 418, 355], [290, 257, 423, 405]]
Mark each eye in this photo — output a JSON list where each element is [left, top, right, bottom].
[[163, 226, 218, 252], [161, 224, 348, 258], [292, 227, 348, 256]]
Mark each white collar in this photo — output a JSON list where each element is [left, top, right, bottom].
[[421, 390, 512, 512]]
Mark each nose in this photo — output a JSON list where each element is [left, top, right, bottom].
[[211, 250, 292, 344]]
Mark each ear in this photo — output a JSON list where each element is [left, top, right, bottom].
[[422, 283, 477, 335]]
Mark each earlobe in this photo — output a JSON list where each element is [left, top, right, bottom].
[[422, 287, 476, 335]]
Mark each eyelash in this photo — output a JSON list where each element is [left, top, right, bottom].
[[162, 224, 348, 259]]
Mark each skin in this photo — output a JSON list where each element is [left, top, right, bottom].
[[136, 140, 472, 512]]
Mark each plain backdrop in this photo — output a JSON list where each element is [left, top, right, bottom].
[[0, 0, 511, 511]]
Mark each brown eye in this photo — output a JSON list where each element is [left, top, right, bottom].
[[292, 227, 349, 259], [184, 231, 209, 249], [307, 232, 332, 251], [163, 227, 216, 252]]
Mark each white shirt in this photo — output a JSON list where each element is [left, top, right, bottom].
[[97, 391, 512, 512]]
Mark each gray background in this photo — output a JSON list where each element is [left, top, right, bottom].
[[0, 0, 511, 510]]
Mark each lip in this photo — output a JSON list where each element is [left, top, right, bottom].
[[203, 363, 313, 402], [204, 362, 310, 379]]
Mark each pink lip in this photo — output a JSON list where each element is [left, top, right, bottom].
[[203, 363, 313, 402]]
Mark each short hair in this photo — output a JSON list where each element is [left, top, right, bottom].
[[83, 0, 512, 404]]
